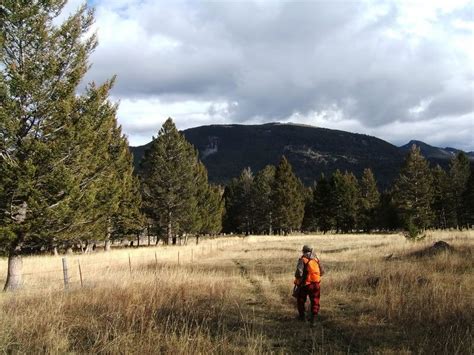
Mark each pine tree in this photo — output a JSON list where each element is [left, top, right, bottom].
[[461, 168, 474, 228], [431, 164, 449, 229], [0, 1, 113, 290], [108, 133, 145, 249], [203, 185, 224, 236], [447, 152, 471, 228], [358, 168, 380, 232], [140, 118, 199, 244], [195, 162, 224, 238], [252, 165, 275, 234], [393, 145, 434, 231], [222, 168, 254, 235], [377, 192, 399, 231], [272, 157, 305, 235], [332, 170, 360, 233], [312, 174, 335, 233], [302, 184, 316, 232]]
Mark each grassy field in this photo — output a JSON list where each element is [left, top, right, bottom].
[[0, 231, 472, 354]]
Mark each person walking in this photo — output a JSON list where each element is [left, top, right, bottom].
[[294, 245, 324, 325]]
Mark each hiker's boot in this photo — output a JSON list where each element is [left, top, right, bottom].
[[297, 314, 305, 321], [309, 315, 315, 327]]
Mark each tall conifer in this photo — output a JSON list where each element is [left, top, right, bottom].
[[312, 175, 335, 233], [222, 168, 254, 235], [140, 118, 198, 244], [0, 1, 120, 289], [272, 157, 305, 234], [447, 152, 471, 228], [461, 168, 474, 228], [332, 171, 359, 233], [252, 165, 275, 234], [431, 164, 449, 229], [393, 145, 434, 231], [358, 168, 380, 232]]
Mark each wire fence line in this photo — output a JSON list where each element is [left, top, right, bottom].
[[1, 238, 246, 293]]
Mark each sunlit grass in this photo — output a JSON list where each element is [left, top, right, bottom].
[[0, 231, 472, 353]]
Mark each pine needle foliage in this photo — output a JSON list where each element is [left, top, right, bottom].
[[393, 145, 434, 233]]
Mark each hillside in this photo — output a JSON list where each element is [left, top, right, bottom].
[[399, 140, 474, 161], [130, 123, 471, 188]]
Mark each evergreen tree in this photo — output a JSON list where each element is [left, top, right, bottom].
[[431, 164, 449, 229], [302, 184, 316, 232], [0, 1, 117, 290], [377, 191, 399, 231], [358, 168, 380, 232], [272, 157, 305, 235], [393, 145, 434, 231], [312, 174, 335, 233], [195, 162, 224, 237], [140, 118, 199, 244], [447, 152, 471, 228], [202, 185, 224, 235], [222, 168, 254, 235], [461, 168, 474, 228], [252, 165, 275, 234], [332, 170, 359, 233], [108, 132, 145, 249]]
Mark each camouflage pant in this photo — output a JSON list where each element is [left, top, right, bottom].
[[297, 282, 320, 318]]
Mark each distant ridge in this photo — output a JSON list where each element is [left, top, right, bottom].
[[399, 140, 474, 161], [131, 123, 473, 188]]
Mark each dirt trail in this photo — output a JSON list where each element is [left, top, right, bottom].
[[231, 258, 346, 354]]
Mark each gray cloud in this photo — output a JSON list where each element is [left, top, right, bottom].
[[82, 0, 473, 149]]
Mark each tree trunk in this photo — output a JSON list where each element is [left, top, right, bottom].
[[84, 241, 94, 253], [105, 219, 112, 252], [4, 253, 22, 291], [167, 210, 173, 245], [196, 235, 200, 245], [53, 246, 59, 256]]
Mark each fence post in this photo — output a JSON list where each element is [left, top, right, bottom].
[[62, 257, 69, 290], [178, 251, 180, 266], [155, 251, 158, 270], [77, 260, 83, 288], [191, 249, 194, 263], [128, 254, 132, 275]]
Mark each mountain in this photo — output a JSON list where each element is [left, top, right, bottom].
[[132, 123, 403, 188], [130, 123, 472, 189], [399, 140, 474, 161]]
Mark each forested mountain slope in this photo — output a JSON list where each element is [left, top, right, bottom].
[[131, 123, 472, 188]]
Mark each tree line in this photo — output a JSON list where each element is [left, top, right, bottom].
[[0, 1, 222, 290], [1, 1, 473, 293], [223, 145, 473, 236]]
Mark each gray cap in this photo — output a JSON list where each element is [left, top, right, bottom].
[[302, 245, 313, 253]]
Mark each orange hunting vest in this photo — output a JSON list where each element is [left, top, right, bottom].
[[302, 256, 321, 285]]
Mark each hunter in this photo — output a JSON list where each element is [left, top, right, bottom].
[[294, 245, 324, 324]]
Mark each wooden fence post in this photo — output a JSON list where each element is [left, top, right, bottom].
[[77, 260, 83, 288], [155, 251, 158, 270], [191, 249, 194, 263], [178, 251, 180, 266], [128, 254, 132, 275], [62, 257, 69, 290]]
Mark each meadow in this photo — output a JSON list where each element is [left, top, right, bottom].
[[0, 231, 472, 354]]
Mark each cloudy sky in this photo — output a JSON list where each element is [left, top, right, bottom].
[[64, 0, 473, 150]]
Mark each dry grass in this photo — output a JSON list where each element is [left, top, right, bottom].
[[0, 231, 472, 354]]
